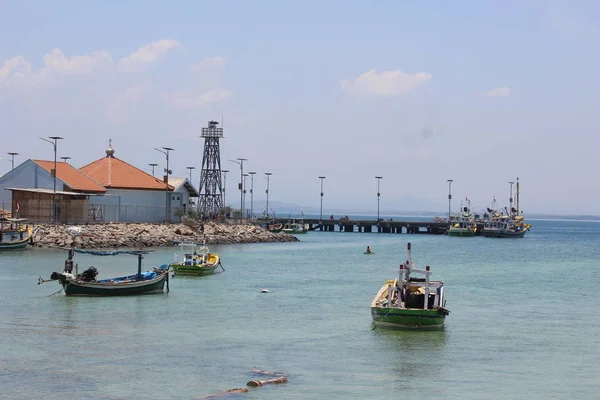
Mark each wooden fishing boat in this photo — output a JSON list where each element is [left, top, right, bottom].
[[483, 216, 530, 238], [268, 223, 283, 233], [371, 243, 449, 329], [483, 179, 531, 238], [40, 248, 170, 296], [169, 242, 222, 276], [0, 218, 33, 250]]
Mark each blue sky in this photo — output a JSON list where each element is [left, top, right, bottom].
[[1, 1, 599, 215]]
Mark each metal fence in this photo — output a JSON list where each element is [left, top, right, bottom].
[[1, 202, 184, 224]]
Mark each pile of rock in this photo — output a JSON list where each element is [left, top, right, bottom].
[[31, 222, 299, 249]]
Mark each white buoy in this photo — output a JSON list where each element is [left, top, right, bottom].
[[261, 289, 269, 293]]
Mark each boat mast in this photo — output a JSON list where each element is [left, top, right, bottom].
[[137, 253, 143, 276], [516, 177, 520, 216]]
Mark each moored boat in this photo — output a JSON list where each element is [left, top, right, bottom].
[[483, 178, 531, 238], [169, 242, 222, 276], [40, 248, 171, 296], [447, 220, 477, 237], [371, 243, 449, 329], [281, 219, 308, 234], [0, 218, 33, 250]]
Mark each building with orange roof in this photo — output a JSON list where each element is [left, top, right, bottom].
[[0, 159, 106, 223], [1, 140, 198, 223], [80, 140, 198, 223]]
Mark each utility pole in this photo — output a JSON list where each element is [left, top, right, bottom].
[[229, 158, 247, 223], [375, 176, 383, 222], [447, 179, 453, 220], [248, 172, 256, 219], [7, 152, 19, 170], [265, 172, 272, 218], [318, 176, 326, 222], [40, 136, 63, 224], [155, 147, 174, 222]]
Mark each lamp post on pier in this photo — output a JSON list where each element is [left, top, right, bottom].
[[447, 179, 453, 220], [221, 170, 229, 209], [318, 176, 326, 222], [39, 136, 63, 224], [248, 172, 256, 220], [265, 172, 272, 218], [155, 147, 174, 222], [149, 163, 158, 177], [229, 158, 247, 223], [375, 176, 383, 222], [7, 152, 19, 170], [509, 181, 515, 215], [243, 173, 248, 219]]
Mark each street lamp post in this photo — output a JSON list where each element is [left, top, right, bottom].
[[7, 152, 19, 170], [186, 166, 195, 183], [149, 163, 158, 177], [318, 176, 326, 222], [375, 176, 383, 222], [265, 172, 272, 218], [40, 136, 63, 224], [447, 179, 453, 220], [229, 158, 247, 223], [221, 170, 229, 209], [509, 181, 515, 215], [186, 166, 196, 210], [155, 147, 174, 222], [243, 173, 248, 219], [248, 172, 256, 220]]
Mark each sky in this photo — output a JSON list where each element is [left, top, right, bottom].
[[1, 0, 599, 215]]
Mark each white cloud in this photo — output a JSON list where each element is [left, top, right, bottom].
[[117, 39, 183, 71], [43, 49, 113, 74], [340, 68, 432, 97], [0, 40, 231, 121], [172, 89, 232, 108], [481, 87, 510, 97], [191, 56, 225, 71]]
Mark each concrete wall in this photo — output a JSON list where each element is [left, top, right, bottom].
[[0, 160, 65, 211]]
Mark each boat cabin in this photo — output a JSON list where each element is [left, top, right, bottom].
[[385, 262, 445, 311]]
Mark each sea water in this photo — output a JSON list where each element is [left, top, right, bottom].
[[0, 218, 599, 399]]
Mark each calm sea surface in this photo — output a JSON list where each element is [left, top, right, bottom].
[[1, 218, 599, 399]]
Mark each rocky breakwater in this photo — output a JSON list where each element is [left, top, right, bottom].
[[31, 222, 300, 249]]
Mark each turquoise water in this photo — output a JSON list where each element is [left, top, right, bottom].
[[1, 219, 599, 399]]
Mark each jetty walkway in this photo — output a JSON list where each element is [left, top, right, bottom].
[[272, 218, 450, 234]]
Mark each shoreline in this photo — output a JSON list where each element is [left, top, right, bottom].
[[30, 222, 299, 249]]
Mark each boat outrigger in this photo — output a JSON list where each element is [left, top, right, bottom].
[[0, 218, 33, 250], [371, 243, 449, 329], [39, 248, 171, 296], [169, 242, 223, 276]]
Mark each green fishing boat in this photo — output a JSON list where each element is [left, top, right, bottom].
[[447, 220, 477, 237], [169, 242, 223, 276], [371, 243, 449, 329]]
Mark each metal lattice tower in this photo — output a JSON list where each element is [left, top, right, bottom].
[[197, 120, 224, 218]]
